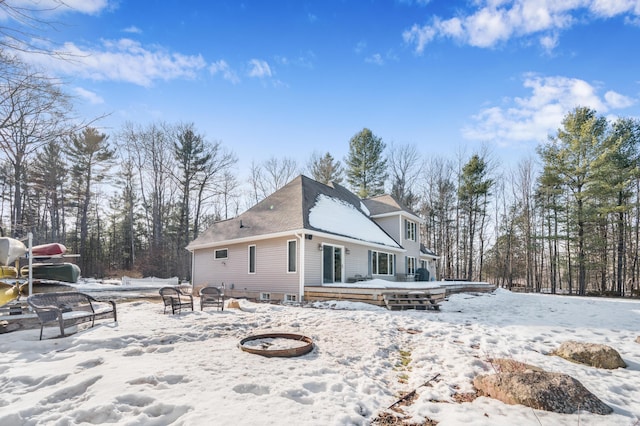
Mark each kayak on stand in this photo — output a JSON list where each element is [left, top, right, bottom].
[[20, 263, 81, 283], [0, 237, 27, 266], [0, 266, 18, 278], [31, 243, 67, 257]]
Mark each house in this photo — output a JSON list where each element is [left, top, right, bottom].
[[186, 175, 438, 303]]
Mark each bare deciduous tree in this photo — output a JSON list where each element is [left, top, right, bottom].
[[0, 57, 73, 236], [249, 156, 298, 202], [388, 143, 421, 209]]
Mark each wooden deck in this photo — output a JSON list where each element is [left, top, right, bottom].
[[304, 281, 495, 310]]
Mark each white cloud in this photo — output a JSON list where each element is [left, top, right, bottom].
[[604, 90, 636, 108], [275, 51, 315, 69], [590, 0, 639, 18], [397, 0, 432, 6], [365, 53, 384, 65], [404, 1, 640, 52], [462, 74, 637, 145], [122, 26, 142, 34], [539, 33, 559, 51], [247, 59, 272, 78], [209, 59, 240, 84], [73, 87, 104, 104], [57, 0, 111, 15], [2, 0, 111, 16], [402, 24, 437, 53], [20, 38, 207, 87], [354, 40, 367, 54]]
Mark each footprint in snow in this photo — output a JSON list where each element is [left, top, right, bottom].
[[76, 358, 104, 370], [232, 383, 270, 395]]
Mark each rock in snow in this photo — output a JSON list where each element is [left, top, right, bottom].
[[474, 369, 613, 415], [553, 340, 627, 369]]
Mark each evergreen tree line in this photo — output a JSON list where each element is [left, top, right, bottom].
[[3, 48, 640, 294], [314, 115, 640, 297]]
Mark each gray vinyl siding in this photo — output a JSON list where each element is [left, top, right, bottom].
[[302, 237, 376, 285], [374, 216, 400, 241], [192, 236, 299, 294], [304, 238, 322, 285], [344, 245, 370, 279], [372, 214, 423, 276]]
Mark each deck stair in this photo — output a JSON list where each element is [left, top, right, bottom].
[[382, 290, 445, 311]]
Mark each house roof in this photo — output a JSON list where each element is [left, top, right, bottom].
[[362, 194, 423, 223], [420, 244, 439, 259], [187, 175, 402, 250]]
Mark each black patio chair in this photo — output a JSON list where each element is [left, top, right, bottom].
[[159, 287, 193, 314], [199, 286, 225, 311]]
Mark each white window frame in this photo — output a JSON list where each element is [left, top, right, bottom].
[[214, 248, 228, 260], [284, 293, 297, 303], [407, 256, 416, 275], [287, 239, 297, 273], [260, 292, 270, 301], [405, 219, 416, 242], [248, 245, 256, 274], [371, 251, 395, 276]]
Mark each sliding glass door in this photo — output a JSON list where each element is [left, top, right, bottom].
[[322, 244, 343, 284]]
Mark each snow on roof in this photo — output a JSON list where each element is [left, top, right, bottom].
[[309, 194, 400, 248], [359, 201, 370, 216]]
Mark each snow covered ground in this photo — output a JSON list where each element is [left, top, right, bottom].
[[1, 289, 639, 425]]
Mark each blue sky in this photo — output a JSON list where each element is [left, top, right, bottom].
[[5, 0, 640, 175]]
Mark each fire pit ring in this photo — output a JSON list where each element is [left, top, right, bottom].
[[239, 333, 314, 358]]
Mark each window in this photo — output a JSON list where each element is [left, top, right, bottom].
[[287, 240, 297, 273], [248, 245, 256, 273], [284, 294, 297, 303], [379, 252, 389, 274], [260, 292, 270, 301], [214, 249, 228, 260], [405, 219, 416, 241], [371, 251, 395, 276], [407, 256, 416, 275]]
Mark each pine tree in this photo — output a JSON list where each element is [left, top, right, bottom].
[[67, 127, 115, 276], [308, 151, 344, 184], [345, 128, 387, 198], [458, 154, 493, 280], [538, 107, 608, 295]]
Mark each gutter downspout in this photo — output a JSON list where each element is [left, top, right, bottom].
[[186, 247, 194, 289], [192, 250, 195, 288], [296, 233, 305, 302]]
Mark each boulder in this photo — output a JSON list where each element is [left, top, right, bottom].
[[636, 336, 640, 344], [488, 358, 543, 373], [474, 370, 613, 415], [553, 341, 626, 369]]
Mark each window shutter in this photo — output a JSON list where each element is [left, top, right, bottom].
[[367, 250, 372, 276]]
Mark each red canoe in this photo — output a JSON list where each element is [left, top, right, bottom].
[[31, 243, 67, 257]]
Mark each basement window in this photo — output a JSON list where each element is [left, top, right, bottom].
[[284, 294, 297, 303], [260, 292, 270, 301]]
